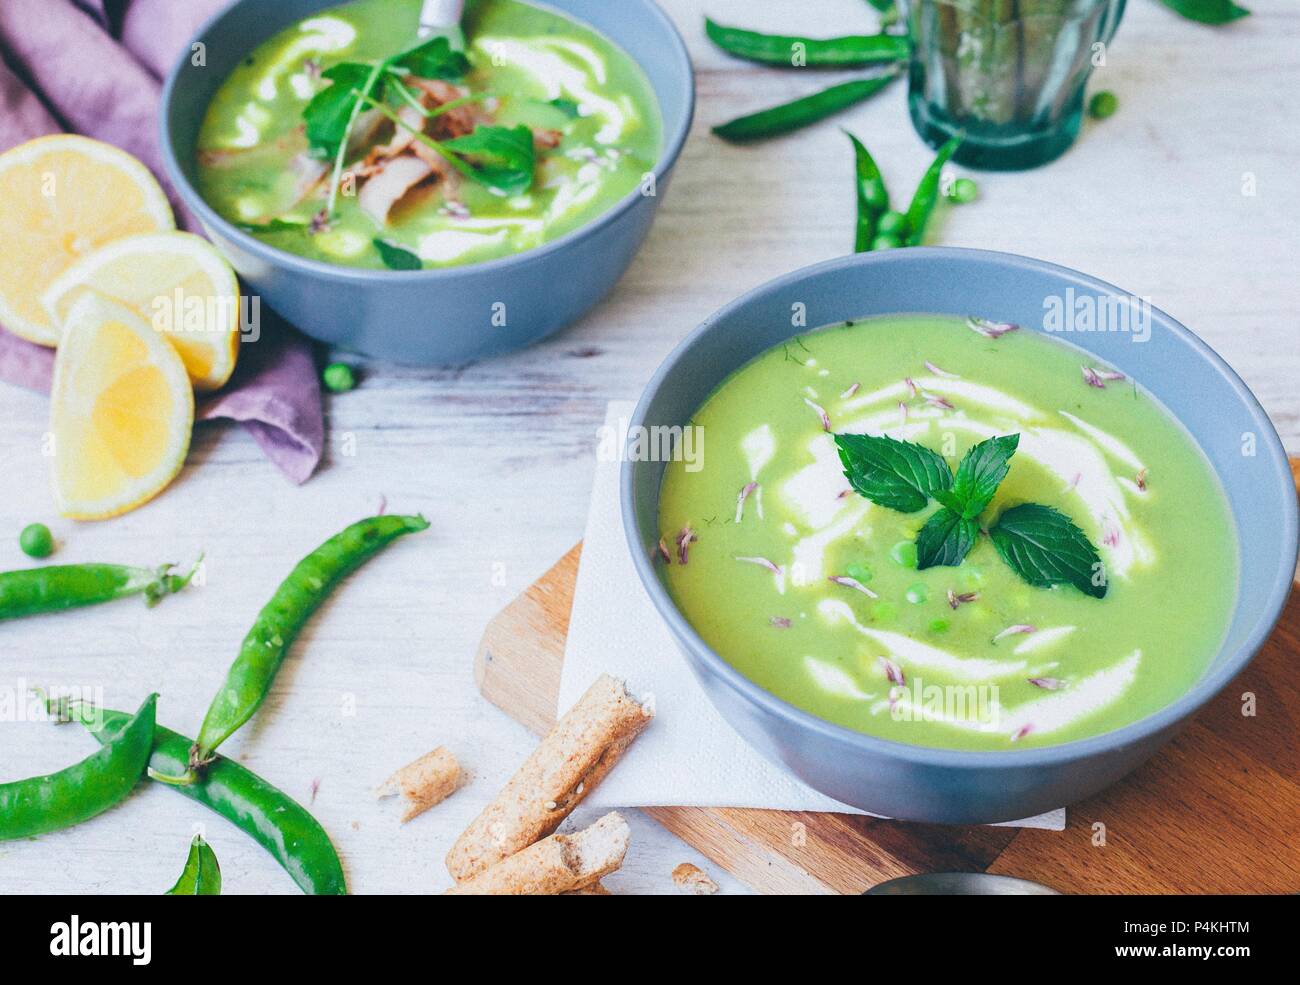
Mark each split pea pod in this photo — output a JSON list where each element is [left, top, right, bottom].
[[904, 136, 962, 246], [74, 704, 346, 895], [0, 693, 156, 841], [846, 130, 889, 252], [0, 560, 199, 621], [714, 69, 901, 143], [705, 18, 910, 67], [187, 514, 429, 771]]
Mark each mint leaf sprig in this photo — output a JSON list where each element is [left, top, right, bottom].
[[833, 431, 1107, 598]]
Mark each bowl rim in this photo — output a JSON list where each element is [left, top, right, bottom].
[[622, 246, 1299, 770], [158, 0, 695, 281]]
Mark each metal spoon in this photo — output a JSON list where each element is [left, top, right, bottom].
[[417, 0, 466, 48], [864, 872, 1060, 895]]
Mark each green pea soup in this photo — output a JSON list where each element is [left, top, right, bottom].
[[196, 0, 661, 270], [657, 315, 1238, 751]]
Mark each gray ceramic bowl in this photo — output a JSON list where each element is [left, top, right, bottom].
[[623, 248, 1298, 824], [160, 0, 693, 365]]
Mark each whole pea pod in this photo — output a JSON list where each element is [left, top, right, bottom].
[[714, 69, 901, 143], [73, 703, 346, 895], [0, 693, 156, 841], [183, 514, 429, 773], [904, 136, 962, 246], [0, 560, 199, 621], [705, 18, 910, 67]]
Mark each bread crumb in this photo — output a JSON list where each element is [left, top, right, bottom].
[[672, 862, 719, 895]]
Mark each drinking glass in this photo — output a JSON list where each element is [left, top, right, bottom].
[[905, 0, 1126, 170]]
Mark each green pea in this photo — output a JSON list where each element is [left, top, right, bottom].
[[846, 562, 873, 583], [322, 362, 356, 393], [1088, 90, 1119, 120], [870, 233, 902, 251], [946, 177, 978, 204], [890, 541, 918, 568], [876, 210, 907, 237], [928, 618, 949, 634], [871, 601, 898, 624], [905, 582, 929, 605], [19, 523, 54, 559]]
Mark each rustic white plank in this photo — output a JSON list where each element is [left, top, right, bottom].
[[0, 0, 1295, 894]]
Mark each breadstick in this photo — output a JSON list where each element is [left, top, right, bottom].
[[376, 746, 461, 822], [446, 674, 651, 880], [444, 812, 629, 895], [563, 882, 611, 896]]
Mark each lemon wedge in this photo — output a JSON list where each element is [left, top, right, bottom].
[[50, 294, 193, 520], [0, 135, 174, 346], [43, 232, 241, 391]]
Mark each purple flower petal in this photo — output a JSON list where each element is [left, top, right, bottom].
[[828, 575, 878, 598]]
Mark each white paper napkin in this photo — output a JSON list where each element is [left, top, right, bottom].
[[557, 402, 1065, 830]]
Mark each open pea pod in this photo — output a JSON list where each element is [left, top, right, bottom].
[[904, 136, 962, 246]]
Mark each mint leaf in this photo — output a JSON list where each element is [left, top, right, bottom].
[[834, 433, 953, 513], [373, 238, 422, 270], [442, 124, 536, 196], [988, 504, 1107, 599], [304, 62, 377, 158], [915, 507, 979, 569], [549, 97, 581, 118], [395, 36, 470, 79], [951, 434, 1019, 518]]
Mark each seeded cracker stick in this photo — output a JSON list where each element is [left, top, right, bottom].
[[446, 674, 652, 881], [444, 812, 629, 895], [376, 747, 462, 822]]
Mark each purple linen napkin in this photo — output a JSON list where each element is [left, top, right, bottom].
[[0, 0, 324, 484]]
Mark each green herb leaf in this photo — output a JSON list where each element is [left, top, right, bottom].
[[235, 218, 309, 233], [704, 18, 910, 67], [834, 432, 953, 513], [549, 97, 581, 118], [915, 507, 979, 569], [304, 62, 378, 158], [165, 835, 222, 895], [950, 434, 1019, 518], [904, 135, 961, 246], [1158, 0, 1249, 24], [712, 70, 900, 143], [988, 504, 1107, 599], [373, 238, 423, 270], [442, 124, 536, 196], [846, 130, 888, 252], [395, 35, 471, 79]]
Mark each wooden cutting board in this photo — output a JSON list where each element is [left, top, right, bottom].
[[474, 461, 1300, 894]]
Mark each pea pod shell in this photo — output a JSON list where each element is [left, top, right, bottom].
[[194, 514, 429, 762], [166, 835, 222, 895], [846, 131, 889, 252], [904, 136, 962, 246], [705, 18, 910, 67], [81, 707, 346, 895], [714, 70, 900, 143], [0, 693, 156, 841]]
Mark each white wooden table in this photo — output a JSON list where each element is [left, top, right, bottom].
[[2, 0, 1296, 895]]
